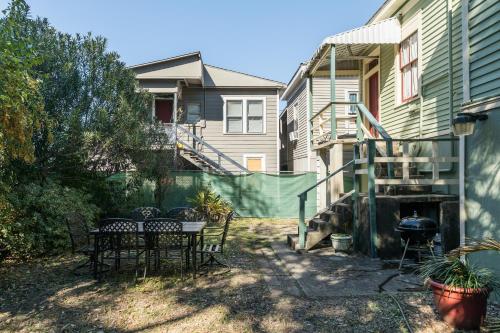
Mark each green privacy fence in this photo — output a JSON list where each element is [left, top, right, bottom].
[[110, 171, 320, 218]]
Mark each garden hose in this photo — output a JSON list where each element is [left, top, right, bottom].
[[378, 273, 414, 333]]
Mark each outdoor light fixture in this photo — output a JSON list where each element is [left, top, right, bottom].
[[451, 112, 488, 136]]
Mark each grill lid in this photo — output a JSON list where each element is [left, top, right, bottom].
[[398, 211, 437, 231]]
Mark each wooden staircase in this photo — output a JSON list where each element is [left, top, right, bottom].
[[288, 201, 352, 251]]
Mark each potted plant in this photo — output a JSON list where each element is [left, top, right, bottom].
[[330, 233, 352, 252], [419, 238, 499, 330], [330, 210, 352, 252]]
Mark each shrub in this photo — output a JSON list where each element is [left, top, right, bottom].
[[0, 180, 99, 258], [187, 187, 232, 224]]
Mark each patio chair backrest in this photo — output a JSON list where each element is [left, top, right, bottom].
[[144, 218, 183, 250], [165, 207, 203, 222], [130, 207, 161, 222], [65, 212, 90, 253], [220, 211, 235, 251], [98, 218, 138, 251]]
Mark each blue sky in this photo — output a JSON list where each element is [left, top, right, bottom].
[[7, 0, 384, 84]]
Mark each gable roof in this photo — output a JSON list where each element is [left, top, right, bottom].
[[281, 62, 308, 101], [129, 51, 203, 81], [203, 64, 285, 88], [129, 52, 285, 90], [128, 51, 201, 70]]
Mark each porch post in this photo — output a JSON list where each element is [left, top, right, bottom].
[[367, 139, 378, 258], [330, 44, 336, 140]]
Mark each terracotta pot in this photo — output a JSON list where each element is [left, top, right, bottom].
[[429, 279, 490, 330]]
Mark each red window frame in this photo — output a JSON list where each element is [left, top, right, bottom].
[[399, 32, 419, 103]]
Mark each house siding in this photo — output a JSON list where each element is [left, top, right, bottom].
[[379, 0, 464, 139], [464, 0, 500, 302], [468, 0, 500, 100], [312, 76, 359, 137], [285, 80, 308, 171], [182, 87, 279, 173]]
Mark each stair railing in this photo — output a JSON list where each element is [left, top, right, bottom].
[[354, 103, 394, 178], [297, 160, 354, 250], [175, 124, 249, 173]]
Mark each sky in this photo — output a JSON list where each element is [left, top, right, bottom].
[[4, 0, 385, 84]]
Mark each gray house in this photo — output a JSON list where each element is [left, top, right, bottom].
[[130, 52, 286, 174], [281, 63, 359, 173]]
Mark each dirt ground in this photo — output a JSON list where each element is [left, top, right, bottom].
[[0, 218, 498, 333]]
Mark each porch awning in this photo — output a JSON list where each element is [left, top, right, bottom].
[[305, 17, 401, 74]]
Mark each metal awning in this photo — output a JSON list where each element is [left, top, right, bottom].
[[305, 17, 401, 75]]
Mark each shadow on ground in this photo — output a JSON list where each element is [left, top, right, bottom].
[[0, 218, 498, 333]]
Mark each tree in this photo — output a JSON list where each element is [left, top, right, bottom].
[[0, 0, 46, 165], [0, 0, 174, 257]]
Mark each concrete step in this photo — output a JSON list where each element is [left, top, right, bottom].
[[305, 230, 331, 251], [286, 234, 300, 251]]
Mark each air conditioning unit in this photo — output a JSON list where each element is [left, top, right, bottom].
[[289, 131, 299, 142]]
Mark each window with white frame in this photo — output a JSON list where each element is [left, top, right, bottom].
[[247, 100, 264, 133], [223, 97, 266, 134], [346, 91, 359, 114], [226, 100, 243, 133], [186, 103, 201, 123], [400, 31, 419, 102]]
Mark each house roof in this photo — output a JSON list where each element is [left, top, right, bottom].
[[367, 0, 406, 24], [203, 64, 286, 89], [281, 63, 308, 101], [129, 52, 285, 90], [304, 17, 401, 75], [128, 51, 201, 69]]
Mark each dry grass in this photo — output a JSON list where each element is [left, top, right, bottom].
[[0, 218, 498, 333]]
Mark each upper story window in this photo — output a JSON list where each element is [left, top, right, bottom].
[[346, 91, 359, 114], [400, 31, 419, 102], [223, 97, 266, 134], [186, 103, 201, 123], [247, 100, 264, 133]]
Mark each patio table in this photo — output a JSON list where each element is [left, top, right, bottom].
[[90, 221, 206, 279]]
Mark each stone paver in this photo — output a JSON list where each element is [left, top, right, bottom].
[[258, 240, 422, 298]]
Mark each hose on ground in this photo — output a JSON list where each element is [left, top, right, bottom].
[[378, 273, 414, 333]]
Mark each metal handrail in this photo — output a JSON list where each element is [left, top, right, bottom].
[[177, 137, 231, 174], [176, 124, 249, 172]]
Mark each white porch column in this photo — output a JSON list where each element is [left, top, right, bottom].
[[329, 144, 344, 201], [318, 149, 330, 209]]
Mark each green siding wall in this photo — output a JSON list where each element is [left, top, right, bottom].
[[468, 0, 500, 100], [465, 112, 500, 302], [379, 0, 464, 138], [465, 0, 500, 302]]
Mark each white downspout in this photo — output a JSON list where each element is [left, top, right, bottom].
[[459, 0, 470, 248]]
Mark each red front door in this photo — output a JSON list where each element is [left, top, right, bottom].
[[155, 99, 173, 123], [368, 72, 379, 136]]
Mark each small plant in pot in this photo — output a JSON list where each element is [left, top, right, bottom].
[[419, 238, 499, 330], [330, 210, 352, 252]]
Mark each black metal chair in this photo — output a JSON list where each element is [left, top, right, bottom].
[[143, 218, 185, 279], [165, 207, 204, 222], [198, 211, 235, 270], [65, 212, 95, 274], [97, 218, 142, 280], [130, 207, 161, 221]]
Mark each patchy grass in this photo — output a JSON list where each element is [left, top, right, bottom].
[[0, 218, 498, 332]]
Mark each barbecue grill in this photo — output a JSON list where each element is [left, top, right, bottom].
[[397, 211, 437, 269]]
